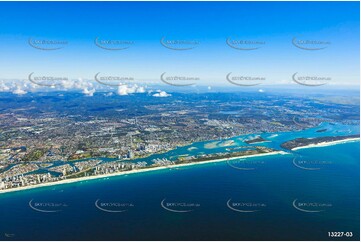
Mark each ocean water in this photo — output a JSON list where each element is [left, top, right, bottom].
[[0, 140, 359, 240]]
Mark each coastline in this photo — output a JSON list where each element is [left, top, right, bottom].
[[1, 137, 359, 195], [0, 150, 287, 195], [291, 137, 360, 151]]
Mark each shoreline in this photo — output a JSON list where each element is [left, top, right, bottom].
[[0, 151, 287, 195], [1, 137, 358, 195], [291, 137, 360, 151]]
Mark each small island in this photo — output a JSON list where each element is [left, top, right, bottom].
[[244, 136, 268, 144]]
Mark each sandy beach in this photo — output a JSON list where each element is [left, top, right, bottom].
[[0, 150, 288, 195], [1, 136, 358, 195], [291, 137, 360, 150]]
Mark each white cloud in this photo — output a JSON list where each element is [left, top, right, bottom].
[[117, 84, 146, 96], [82, 87, 96, 96], [117, 85, 129, 95], [136, 86, 146, 93], [153, 91, 171, 97], [0, 82, 10, 92], [13, 86, 27, 95]]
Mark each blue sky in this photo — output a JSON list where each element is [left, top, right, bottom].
[[0, 1, 359, 88]]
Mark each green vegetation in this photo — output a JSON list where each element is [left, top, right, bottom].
[[23, 149, 46, 161]]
